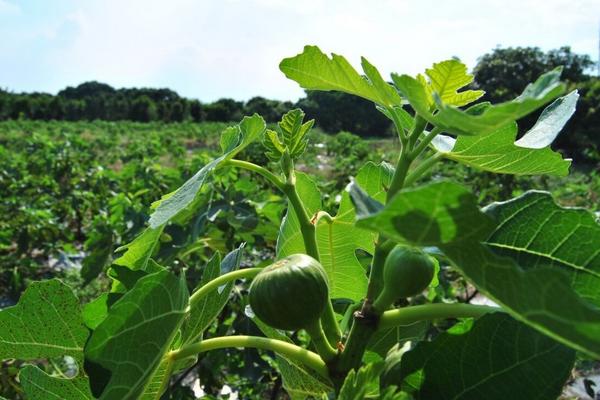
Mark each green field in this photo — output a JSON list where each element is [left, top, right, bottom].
[[1, 119, 599, 399]]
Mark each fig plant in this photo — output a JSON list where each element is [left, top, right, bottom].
[[1, 45, 599, 400]]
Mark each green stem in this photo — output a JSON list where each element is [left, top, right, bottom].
[[386, 145, 412, 202], [282, 182, 319, 260], [404, 153, 443, 187], [305, 320, 338, 362], [225, 159, 286, 192], [378, 303, 501, 330], [322, 300, 342, 345], [409, 115, 428, 148], [410, 127, 443, 159], [331, 310, 377, 389], [169, 335, 330, 380], [388, 107, 409, 143], [364, 239, 393, 302], [188, 268, 262, 311]]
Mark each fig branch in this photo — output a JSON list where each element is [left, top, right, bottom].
[[188, 267, 263, 312], [378, 303, 501, 330], [168, 336, 330, 380]]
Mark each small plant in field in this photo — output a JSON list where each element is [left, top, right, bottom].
[[1, 45, 599, 400]]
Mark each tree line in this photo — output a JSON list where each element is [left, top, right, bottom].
[[1, 46, 598, 161]]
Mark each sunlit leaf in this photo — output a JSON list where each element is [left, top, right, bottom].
[[425, 59, 484, 107], [280, 45, 401, 107]]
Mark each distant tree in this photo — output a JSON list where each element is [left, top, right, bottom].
[[189, 99, 205, 122], [204, 98, 244, 122], [245, 96, 292, 122], [169, 100, 187, 122], [473, 46, 595, 103], [59, 81, 116, 100], [296, 91, 392, 137], [130, 95, 157, 122]]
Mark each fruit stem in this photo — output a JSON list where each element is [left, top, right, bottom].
[[378, 303, 501, 330], [305, 320, 338, 362], [225, 159, 286, 192], [188, 267, 263, 312], [168, 335, 330, 380]]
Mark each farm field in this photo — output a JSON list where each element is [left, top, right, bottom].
[[1, 118, 598, 398]]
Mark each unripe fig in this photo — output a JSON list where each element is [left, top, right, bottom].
[[249, 254, 329, 331], [373, 246, 435, 312]]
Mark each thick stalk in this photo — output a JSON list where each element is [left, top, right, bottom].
[[282, 182, 319, 260], [225, 159, 286, 192], [305, 319, 338, 362], [330, 310, 377, 390], [386, 145, 412, 202], [410, 126, 443, 159], [404, 153, 443, 187], [169, 335, 329, 379], [378, 303, 501, 330], [188, 268, 262, 311], [409, 115, 428, 148]]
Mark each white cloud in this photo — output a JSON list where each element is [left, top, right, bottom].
[[0, 0, 19, 15], [3, 0, 600, 100]]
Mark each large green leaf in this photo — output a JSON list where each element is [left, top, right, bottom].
[[280, 45, 401, 107], [181, 245, 245, 344], [149, 114, 265, 228], [484, 191, 600, 307], [277, 163, 392, 301], [356, 181, 495, 246], [355, 183, 600, 358], [398, 313, 575, 399], [0, 279, 88, 362], [430, 90, 578, 175], [425, 60, 484, 107], [393, 68, 564, 136], [19, 365, 92, 400], [85, 270, 189, 400], [432, 122, 570, 176]]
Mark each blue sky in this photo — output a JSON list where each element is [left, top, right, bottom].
[[1, 0, 599, 102]]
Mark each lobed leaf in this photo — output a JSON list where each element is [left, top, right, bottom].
[[0, 279, 88, 363], [356, 181, 495, 246], [393, 68, 564, 136], [425, 59, 484, 107], [398, 313, 575, 399], [355, 183, 600, 358], [484, 191, 600, 307], [432, 122, 570, 176], [85, 269, 189, 400], [280, 45, 402, 107]]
